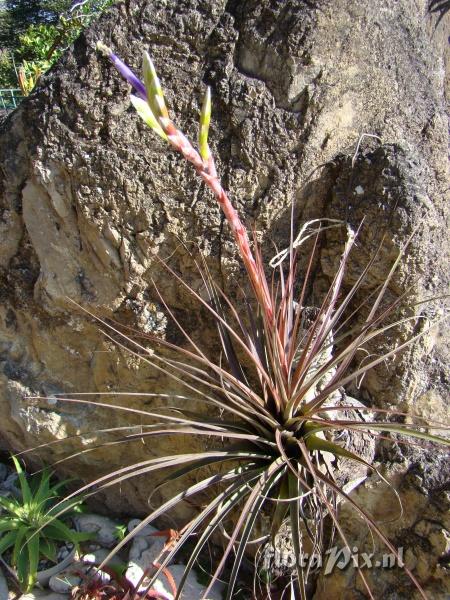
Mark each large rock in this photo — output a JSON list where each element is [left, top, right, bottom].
[[313, 449, 450, 599], [0, 0, 448, 596]]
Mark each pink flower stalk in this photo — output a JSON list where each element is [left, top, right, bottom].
[[200, 167, 274, 325], [166, 124, 275, 326], [99, 44, 275, 326]]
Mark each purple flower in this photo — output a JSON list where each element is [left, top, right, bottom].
[[97, 42, 146, 101]]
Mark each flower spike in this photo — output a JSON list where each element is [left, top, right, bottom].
[[199, 86, 211, 163], [98, 45, 275, 325]]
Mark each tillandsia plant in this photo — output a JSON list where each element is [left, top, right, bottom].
[[0, 457, 91, 592], [28, 45, 449, 600]]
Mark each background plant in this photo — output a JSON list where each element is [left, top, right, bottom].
[[0, 456, 92, 592], [15, 23, 57, 94], [0, 0, 115, 91], [30, 45, 449, 600], [0, 48, 16, 88], [0, 1, 72, 49]]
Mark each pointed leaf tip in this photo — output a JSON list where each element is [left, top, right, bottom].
[[199, 87, 212, 162], [202, 87, 211, 120], [142, 51, 169, 120]]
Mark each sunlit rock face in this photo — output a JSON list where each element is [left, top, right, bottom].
[[0, 1, 448, 596]]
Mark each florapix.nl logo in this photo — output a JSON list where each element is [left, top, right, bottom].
[[266, 546, 405, 575]]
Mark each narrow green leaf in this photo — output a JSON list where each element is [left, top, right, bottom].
[[47, 498, 83, 518], [142, 51, 168, 120], [39, 538, 57, 562], [0, 518, 21, 532], [0, 529, 18, 554], [12, 525, 27, 567], [0, 496, 20, 514], [305, 434, 373, 469], [33, 469, 52, 507], [43, 520, 79, 543], [27, 534, 40, 591], [199, 86, 211, 162], [12, 456, 32, 505], [343, 422, 450, 446], [16, 541, 30, 592], [70, 530, 95, 543]]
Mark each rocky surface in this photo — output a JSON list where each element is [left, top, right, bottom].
[[4, 513, 224, 599], [51, 518, 223, 599], [48, 569, 87, 596], [127, 534, 167, 589], [155, 564, 224, 600], [73, 513, 121, 548], [313, 449, 450, 599], [0, 0, 448, 598]]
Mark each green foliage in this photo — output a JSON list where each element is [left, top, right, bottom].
[[0, 49, 16, 88], [14, 23, 59, 94], [0, 0, 115, 90], [16, 22, 59, 62], [0, 1, 72, 50], [0, 457, 92, 592], [43, 0, 116, 61], [113, 523, 127, 541]]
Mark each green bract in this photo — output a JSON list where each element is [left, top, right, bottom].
[[0, 457, 91, 592], [199, 86, 211, 161]]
